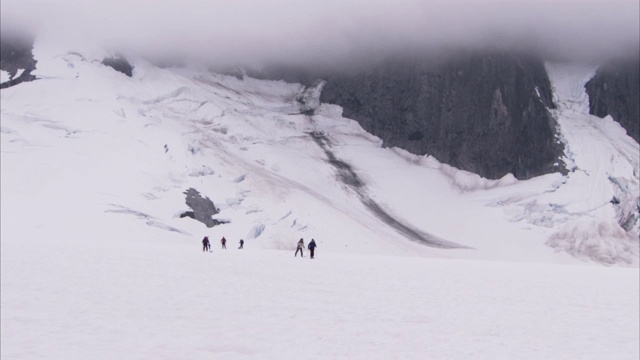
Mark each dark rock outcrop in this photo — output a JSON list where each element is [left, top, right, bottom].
[[585, 61, 640, 143], [260, 52, 565, 180], [182, 188, 220, 228], [0, 35, 37, 89], [102, 55, 134, 77]]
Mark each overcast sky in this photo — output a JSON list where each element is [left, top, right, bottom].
[[1, 0, 638, 66]]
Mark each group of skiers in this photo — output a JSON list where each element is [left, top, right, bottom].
[[202, 236, 244, 252], [201, 236, 317, 258]]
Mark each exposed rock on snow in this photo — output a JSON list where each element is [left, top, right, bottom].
[[0, 35, 37, 89], [102, 55, 134, 77], [182, 188, 220, 227]]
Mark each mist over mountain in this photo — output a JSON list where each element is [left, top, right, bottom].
[[3, 0, 638, 179], [1, 0, 638, 68]]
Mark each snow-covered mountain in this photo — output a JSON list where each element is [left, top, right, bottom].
[[2, 41, 637, 264], [1, 40, 638, 359]]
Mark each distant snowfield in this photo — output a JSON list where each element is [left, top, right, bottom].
[[1, 41, 639, 359]]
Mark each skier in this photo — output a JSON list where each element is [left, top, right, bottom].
[[202, 236, 210, 252], [239, 239, 244, 249], [295, 238, 304, 257], [308, 239, 317, 259], [221, 236, 227, 249]]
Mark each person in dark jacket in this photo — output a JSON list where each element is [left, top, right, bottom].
[[308, 239, 317, 259], [221, 236, 227, 249], [239, 239, 244, 249], [295, 238, 304, 257], [202, 236, 210, 252]]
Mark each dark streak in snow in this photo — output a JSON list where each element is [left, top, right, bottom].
[[308, 126, 470, 249]]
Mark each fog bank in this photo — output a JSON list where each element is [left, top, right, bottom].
[[1, 0, 638, 66]]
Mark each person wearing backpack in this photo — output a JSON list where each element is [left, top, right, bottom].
[[308, 239, 317, 259], [221, 236, 227, 249], [295, 238, 304, 257], [202, 236, 210, 252]]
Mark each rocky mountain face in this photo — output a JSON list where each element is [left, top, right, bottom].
[[102, 56, 134, 77], [3, 35, 636, 181], [585, 61, 640, 143], [0, 36, 37, 89], [260, 53, 566, 180]]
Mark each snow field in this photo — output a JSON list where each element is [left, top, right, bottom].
[[2, 238, 638, 360]]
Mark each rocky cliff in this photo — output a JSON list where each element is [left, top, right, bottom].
[[0, 36, 37, 89], [261, 53, 565, 180], [585, 61, 640, 143]]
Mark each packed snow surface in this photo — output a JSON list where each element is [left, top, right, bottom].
[[1, 41, 638, 359], [2, 241, 638, 360]]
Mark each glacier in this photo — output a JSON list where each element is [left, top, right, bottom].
[[1, 41, 638, 359]]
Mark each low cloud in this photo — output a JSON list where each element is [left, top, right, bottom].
[[2, 0, 638, 65]]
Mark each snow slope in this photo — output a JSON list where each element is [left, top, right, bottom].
[[3, 43, 637, 264], [543, 63, 639, 264], [1, 41, 639, 359]]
